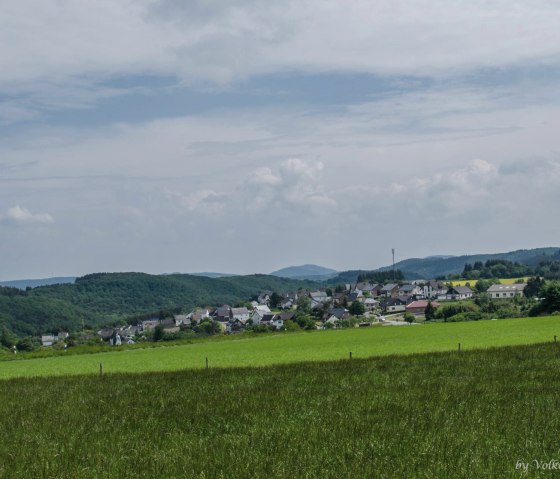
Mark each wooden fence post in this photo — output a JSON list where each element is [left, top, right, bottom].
[[99, 363, 103, 376], [349, 351, 352, 360], [458, 343, 461, 353], [205, 357, 209, 369]]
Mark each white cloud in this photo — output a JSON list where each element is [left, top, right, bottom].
[[2, 206, 54, 225], [242, 158, 334, 213], [246, 167, 282, 187]]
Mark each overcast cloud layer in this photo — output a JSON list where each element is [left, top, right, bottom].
[[1, 1, 559, 280]]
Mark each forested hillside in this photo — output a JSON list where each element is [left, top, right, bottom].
[[374, 248, 560, 279], [0, 273, 315, 337]]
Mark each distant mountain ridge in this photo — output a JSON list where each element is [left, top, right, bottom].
[[0, 277, 76, 290], [329, 248, 559, 282], [270, 264, 338, 280], [190, 272, 237, 278]]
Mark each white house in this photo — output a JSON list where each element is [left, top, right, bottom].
[[310, 291, 329, 309], [363, 298, 379, 311], [398, 284, 422, 297], [231, 307, 250, 322], [385, 298, 407, 313], [487, 283, 527, 299], [445, 286, 473, 301], [41, 335, 55, 347], [251, 305, 272, 324]]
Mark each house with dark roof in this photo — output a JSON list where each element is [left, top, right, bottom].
[[213, 305, 232, 322], [326, 308, 350, 321], [251, 305, 272, 324], [348, 291, 363, 302], [423, 280, 448, 299], [227, 318, 247, 333], [380, 284, 400, 298], [385, 297, 407, 313], [253, 312, 275, 326], [398, 284, 422, 298], [279, 298, 294, 309], [446, 286, 473, 300], [277, 312, 296, 322]]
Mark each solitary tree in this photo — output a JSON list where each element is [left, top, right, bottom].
[[269, 292, 282, 308], [539, 281, 560, 314], [349, 300, 365, 316], [404, 312, 416, 324], [424, 301, 435, 321], [0, 327, 16, 348], [296, 295, 312, 315], [152, 324, 165, 342]]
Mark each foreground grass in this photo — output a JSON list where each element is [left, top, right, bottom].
[[1, 316, 559, 379], [1, 343, 559, 478]]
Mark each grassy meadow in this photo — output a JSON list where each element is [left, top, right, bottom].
[[1, 343, 560, 478], [1, 315, 560, 379]]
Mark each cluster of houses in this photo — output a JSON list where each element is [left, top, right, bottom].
[[37, 279, 529, 346], [64, 279, 524, 345]]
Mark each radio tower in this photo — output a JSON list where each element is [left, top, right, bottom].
[[392, 248, 395, 282]]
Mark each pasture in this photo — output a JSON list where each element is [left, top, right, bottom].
[[1, 315, 560, 379], [1, 343, 559, 478]]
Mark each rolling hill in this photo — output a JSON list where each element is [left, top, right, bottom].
[[328, 247, 560, 282], [0, 273, 317, 337]]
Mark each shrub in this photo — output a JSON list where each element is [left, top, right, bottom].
[[403, 313, 415, 324]]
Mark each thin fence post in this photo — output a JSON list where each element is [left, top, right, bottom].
[[99, 363, 103, 376], [205, 357, 209, 369], [458, 343, 461, 353], [349, 351, 352, 360]]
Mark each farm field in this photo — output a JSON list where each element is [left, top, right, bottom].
[[1, 342, 559, 478], [450, 277, 530, 287], [1, 315, 560, 379]]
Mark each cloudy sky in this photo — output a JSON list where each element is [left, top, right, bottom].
[[1, 0, 560, 280]]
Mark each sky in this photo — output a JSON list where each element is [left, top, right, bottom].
[[1, 0, 560, 280]]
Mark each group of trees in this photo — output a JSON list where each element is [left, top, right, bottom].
[[461, 258, 560, 281], [462, 260, 532, 280], [1, 327, 37, 352], [530, 281, 560, 316], [356, 270, 405, 283]]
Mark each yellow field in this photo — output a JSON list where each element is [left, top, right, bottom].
[[450, 277, 530, 287]]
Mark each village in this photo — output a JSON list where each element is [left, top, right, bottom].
[[90, 280, 528, 346]]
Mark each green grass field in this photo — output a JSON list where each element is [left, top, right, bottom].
[[2, 315, 560, 379], [1, 343, 560, 478]]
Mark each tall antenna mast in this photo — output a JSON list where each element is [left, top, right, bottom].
[[392, 248, 395, 282]]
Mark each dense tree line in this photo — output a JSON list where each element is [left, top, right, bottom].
[[356, 270, 405, 283], [461, 258, 560, 280]]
